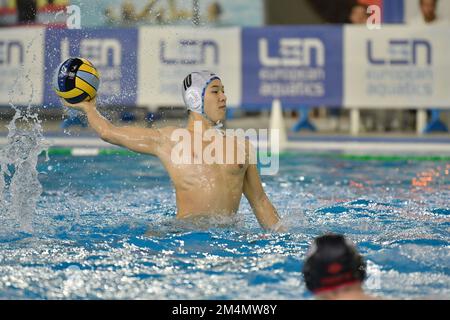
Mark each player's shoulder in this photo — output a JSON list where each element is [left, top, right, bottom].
[[150, 126, 185, 146]]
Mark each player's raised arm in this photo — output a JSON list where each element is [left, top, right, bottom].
[[63, 98, 162, 156], [53, 57, 162, 156]]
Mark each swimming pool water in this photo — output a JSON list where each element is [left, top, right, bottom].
[[0, 153, 449, 299]]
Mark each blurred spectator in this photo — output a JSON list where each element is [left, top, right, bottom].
[[167, 0, 226, 26], [104, 0, 160, 26], [349, 3, 369, 24], [207, 2, 223, 25], [168, 0, 192, 22], [0, 0, 8, 26], [302, 234, 379, 300], [122, 0, 159, 26], [104, 6, 119, 25], [103, 0, 228, 27], [411, 0, 444, 25], [155, 7, 166, 24], [16, 0, 37, 24]]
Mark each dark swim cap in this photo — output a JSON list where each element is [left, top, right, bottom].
[[302, 234, 366, 294]]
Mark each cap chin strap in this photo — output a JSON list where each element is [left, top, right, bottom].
[[215, 121, 224, 129], [202, 113, 224, 134], [213, 120, 225, 136]]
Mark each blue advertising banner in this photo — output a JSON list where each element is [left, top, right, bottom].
[[44, 28, 138, 107], [242, 26, 343, 108]]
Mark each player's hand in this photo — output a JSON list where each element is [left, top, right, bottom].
[[61, 98, 97, 113]]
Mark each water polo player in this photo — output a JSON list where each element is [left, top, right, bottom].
[[303, 234, 379, 300], [61, 70, 283, 231]]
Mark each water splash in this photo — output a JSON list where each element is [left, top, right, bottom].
[[0, 105, 50, 233]]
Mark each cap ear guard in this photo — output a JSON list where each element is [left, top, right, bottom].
[[185, 88, 202, 113]]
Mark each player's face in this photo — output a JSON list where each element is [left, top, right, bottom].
[[204, 79, 227, 123]]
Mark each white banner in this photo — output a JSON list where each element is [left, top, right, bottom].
[[344, 25, 450, 109], [137, 27, 241, 109], [0, 27, 45, 106]]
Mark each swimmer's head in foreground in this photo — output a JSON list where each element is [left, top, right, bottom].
[[302, 234, 377, 300], [182, 71, 227, 125]]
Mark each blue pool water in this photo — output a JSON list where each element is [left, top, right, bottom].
[[0, 153, 449, 299]]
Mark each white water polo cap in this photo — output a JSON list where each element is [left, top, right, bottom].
[[181, 71, 220, 115]]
